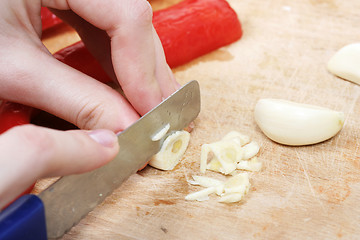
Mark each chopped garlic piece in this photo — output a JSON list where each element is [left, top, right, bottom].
[[237, 157, 262, 172], [149, 130, 190, 170], [223, 173, 250, 194], [185, 187, 216, 201], [186, 173, 251, 203], [218, 193, 244, 203], [152, 123, 170, 141], [221, 131, 251, 146], [200, 131, 262, 175], [242, 141, 260, 160], [189, 175, 223, 188], [201, 140, 242, 175], [188, 176, 224, 195]]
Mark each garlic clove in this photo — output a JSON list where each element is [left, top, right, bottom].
[[149, 130, 190, 170], [254, 98, 345, 146], [327, 43, 360, 85]]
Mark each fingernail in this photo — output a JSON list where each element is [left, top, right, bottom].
[[87, 129, 117, 148]]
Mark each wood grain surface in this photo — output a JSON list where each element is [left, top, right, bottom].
[[37, 0, 360, 239]]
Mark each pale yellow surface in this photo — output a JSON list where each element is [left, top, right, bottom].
[[37, 0, 360, 239]]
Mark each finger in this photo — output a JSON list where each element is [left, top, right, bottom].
[[0, 124, 119, 209], [43, 0, 178, 115], [151, 26, 179, 98], [0, 43, 139, 132]]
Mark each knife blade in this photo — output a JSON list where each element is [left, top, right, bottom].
[[0, 80, 200, 240]]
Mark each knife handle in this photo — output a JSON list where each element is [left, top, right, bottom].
[[0, 194, 47, 240]]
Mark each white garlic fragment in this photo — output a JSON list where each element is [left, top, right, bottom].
[[223, 173, 250, 194], [188, 176, 224, 195], [149, 130, 190, 170], [219, 173, 250, 203], [237, 157, 262, 172], [221, 131, 251, 146], [218, 193, 244, 203], [200, 140, 242, 175], [185, 187, 216, 201], [189, 175, 223, 188], [186, 173, 251, 203], [151, 123, 170, 141], [327, 43, 360, 85], [242, 141, 260, 160], [254, 98, 345, 146]]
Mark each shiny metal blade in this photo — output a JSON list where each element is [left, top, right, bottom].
[[39, 80, 201, 239]]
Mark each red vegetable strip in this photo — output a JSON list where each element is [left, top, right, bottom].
[[53, 41, 113, 84], [0, 102, 33, 134], [51, 0, 242, 81], [41, 7, 63, 31], [153, 0, 242, 68]]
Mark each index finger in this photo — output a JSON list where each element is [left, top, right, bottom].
[[43, 0, 178, 115]]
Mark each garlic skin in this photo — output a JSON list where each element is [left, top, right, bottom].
[[149, 130, 190, 170], [254, 99, 345, 146], [327, 43, 360, 85]]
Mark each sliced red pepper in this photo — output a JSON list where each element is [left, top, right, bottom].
[[51, 0, 242, 78], [53, 41, 113, 84], [0, 102, 33, 134], [153, 0, 242, 68], [41, 7, 63, 32]]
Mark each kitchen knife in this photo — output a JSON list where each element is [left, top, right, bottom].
[[0, 80, 201, 240]]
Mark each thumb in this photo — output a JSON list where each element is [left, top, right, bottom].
[[0, 125, 119, 209]]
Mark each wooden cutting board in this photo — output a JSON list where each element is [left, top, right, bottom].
[[37, 0, 360, 239]]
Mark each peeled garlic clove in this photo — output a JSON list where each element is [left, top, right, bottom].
[[327, 43, 360, 85], [149, 130, 190, 170], [254, 99, 345, 146]]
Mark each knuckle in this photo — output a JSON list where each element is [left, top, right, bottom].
[[125, 0, 153, 24], [75, 102, 104, 130]]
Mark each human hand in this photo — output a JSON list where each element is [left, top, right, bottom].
[[0, 0, 178, 207], [0, 0, 178, 132], [0, 125, 119, 209]]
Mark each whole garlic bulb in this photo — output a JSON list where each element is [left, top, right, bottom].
[[254, 98, 345, 146]]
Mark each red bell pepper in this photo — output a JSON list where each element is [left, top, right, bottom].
[[53, 41, 113, 84], [41, 7, 62, 31], [153, 0, 242, 68], [0, 102, 33, 134]]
